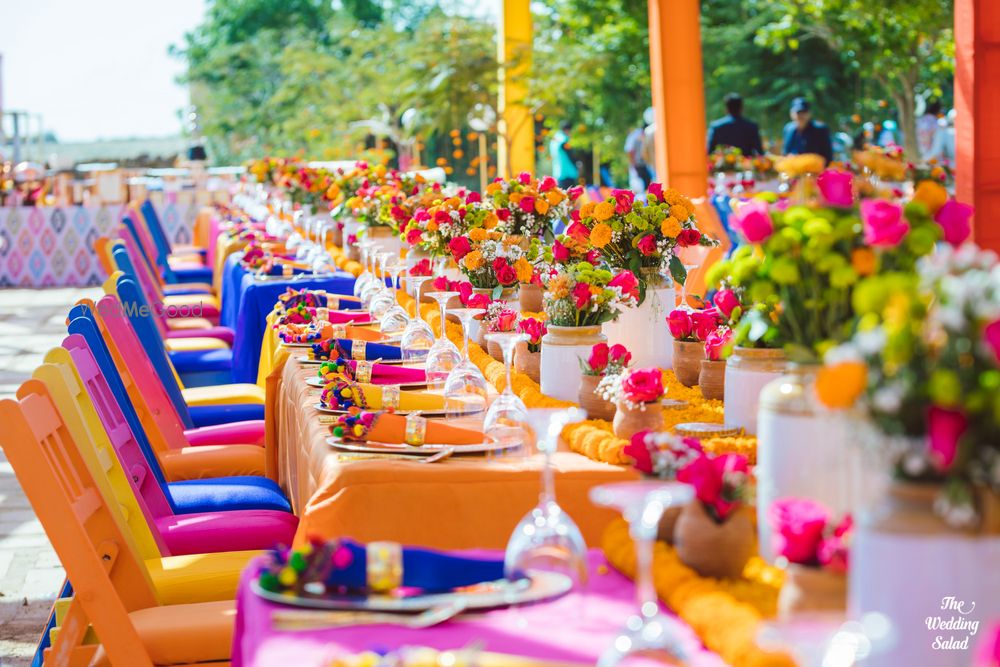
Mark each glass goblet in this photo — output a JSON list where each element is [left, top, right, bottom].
[[423, 291, 462, 386], [367, 253, 397, 319], [400, 276, 436, 362], [359, 247, 386, 306], [589, 481, 696, 667], [379, 262, 412, 335], [504, 407, 589, 586], [483, 332, 531, 453], [353, 240, 377, 297], [442, 307, 489, 419]]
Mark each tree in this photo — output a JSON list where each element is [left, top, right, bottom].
[[754, 0, 954, 159]]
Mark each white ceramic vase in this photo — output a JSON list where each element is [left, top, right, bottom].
[[723, 347, 787, 435], [540, 325, 606, 403], [603, 282, 675, 370]]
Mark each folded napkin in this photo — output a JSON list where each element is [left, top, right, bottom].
[[281, 323, 386, 345], [320, 379, 443, 412], [319, 359, 426, 385], [258, 538, 510, 595], [277, 288, 362, 312], [332, 410, 483, 446], [310, 339, 402, 362]]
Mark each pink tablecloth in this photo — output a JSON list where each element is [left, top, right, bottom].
[[232, 550, 726, 666]]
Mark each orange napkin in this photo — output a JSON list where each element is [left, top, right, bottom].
[[332, 411, 484, 446]]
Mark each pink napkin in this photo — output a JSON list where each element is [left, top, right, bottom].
[[326, 310, 373, 324], [344, 360, 426, 384]]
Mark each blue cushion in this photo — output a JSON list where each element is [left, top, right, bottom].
[[163, 285, 212, 296], [188, 404, 265, 427], [167, 476, 292, 514], [169, 348, 232, 374], [171, 266, 214, 283]]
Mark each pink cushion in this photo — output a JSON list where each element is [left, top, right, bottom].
[[168, 303, 220, 319], [184, 420, 266, 447], [167, 326, 236, 346], [156, 510, 298, 555]]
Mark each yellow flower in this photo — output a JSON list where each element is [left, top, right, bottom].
[[589, 222, 613, 248], [669, 204, 689, 221], [546, 190, 565, 206], [469, 227, 487, 242], [593, 200, 616, 222], [660, 216, 682, 238], [535, 198, 550, 215], [580, 201, 596, 219], [514, 257, 534, 283], [816, 362, 867, 409], [463, 250, 485, 270], [851, 248, 876, 276], [509, 192, 524, 205], [484, 211, 499, 229], [426, 220, 439, 232], [913, 180, 948, 215]]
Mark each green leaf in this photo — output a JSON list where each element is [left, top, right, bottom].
[[668, 254, 687, 286], [491, 284, 503, 300]]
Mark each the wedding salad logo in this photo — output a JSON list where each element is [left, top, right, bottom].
[[926, 596, 979, 650]]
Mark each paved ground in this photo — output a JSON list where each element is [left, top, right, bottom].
[[0, 287, 101, 665]]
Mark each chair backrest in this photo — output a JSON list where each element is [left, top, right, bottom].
[[102, 274, 194, 428], [0, 384, 157, 666], [140, 200, 174, 259], [62, 330, 175, 517], [124, 207, 165, 277], [109, 236, 169, 336], [94, 237, 115, 278], [31, 354, 166, 559]]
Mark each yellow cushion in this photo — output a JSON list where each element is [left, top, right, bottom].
[[146, 553, 259, 605], [182, 384, 266, 406], [164, 337, 229, 352], [166, 317, 216, 331], [164, 294, 221, 310]]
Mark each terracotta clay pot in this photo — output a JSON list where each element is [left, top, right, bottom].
[[330, 222, 344, 247], [699, 359, 726, 400], [673, 340, 704, 387], [519, 282, 544, 313], [345, 244, 361, 262], [656, 507, 683, 544], [578, 373, 615, 421], [674, 501, 756, 579], [513, 342, 541, 383], [486, 338, 504, 362], [612, 400, 664, 440], [778, 564, 847, 616]]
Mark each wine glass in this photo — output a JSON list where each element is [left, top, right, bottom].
[[589, 481, 696, 666], [442, 307, 489, 418], [424, 291, 462, 386], [400, 276, 436, 361], [379, 262, 412, 335], [353, 240, 377, 297], [483, 332, 530, 452], [359, 247, 386, 306], [675, 244, 711, 309], [504, 407, 589, 586], [367, 252, 397, 318]]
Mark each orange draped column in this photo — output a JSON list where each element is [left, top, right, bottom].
[[955, 0, 1000, 251], [648, 0, 727, 303], [497, 0, 535, 178]]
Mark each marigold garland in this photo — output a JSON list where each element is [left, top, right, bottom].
[[602, 518, 795, 667]]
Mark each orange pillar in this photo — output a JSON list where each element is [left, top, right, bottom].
[[497, 0, 535, 178], [955, 0, 1000, 251], [648, 0, 726, 303]]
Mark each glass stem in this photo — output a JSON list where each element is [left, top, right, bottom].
[[633, 534, 657, 619], [413, 283, 424, 322], [502, 341, 514, 395], [437, 301, 448, 340], [540, 447, 555, 506], [462, 318, 470, 360]]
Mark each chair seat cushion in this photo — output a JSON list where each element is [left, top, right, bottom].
[[165, 337, 229, 352], [167, 476, 292, 514], [184, 420, 265, 448], [160, 445, 266, 481], [188, 404, 265, 427], [157, 510, 297, 555], [167, 316, 216, 330], [167, 326, 236, 347], [182, 384, 265, 406], [169, 348, 232, 374], [170, 266, 214, 284], [147, 551, 258, 604]]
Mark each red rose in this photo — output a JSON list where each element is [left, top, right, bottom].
[[519, 196, 536, 214], [621, 367, 664, 403], [567, 185, 584, 200], [587, 343, 609, 373], [496, 264, 517, 286], [434, 210, 451, 225], [608, 270, 639, 300], [690, 309, 721, 341], [466, 191, 482, 204], [406, 228, 423, 245], [391, 205, 408, 222], [667, 309, 693, 339], [566, 220, 590, 244], [609, 343, 631, 366], [768, 498, 830, 565], [466, 293, 491, 308], [572, 282, 592, 309], [585, 249, 602, 264], [449, 236, 471, 259], [676, 229, 701, 247], [637, 234, 658, 256], [624, 430, 654, 474], [612, 188, 635, 215], [497, 208, 512, 221], [647, 182, 663, 203], [713, 289, 740, 319], [518, 171, 532, 185], [539, 176, 557, 192], [492, 257, 508, 272], [552, 240, 570, 262]]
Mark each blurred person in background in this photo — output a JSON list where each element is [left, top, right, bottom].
[[550, 121, 579, 189], [918, 99, 944, 161], [707, 92, 763, 156], [782, 97, 833, 163]]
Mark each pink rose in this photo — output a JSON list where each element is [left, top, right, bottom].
[[565, 220, 590, 244], [518, 172, 532, 185], [621, 367, 664, 403], [538, 176, 557, 192], [456, 281, 473, 302], [927, 406, 967, 472], [449, 236, 471, 259], [466, 191, 482, 204], [647, 182, 663, 203], [552, 240, 570, 262], [985, 319, 1000, 363], [861, 199, 910, 247], [704, 328, 732, 361], [496, 264, 517, 286], [612, 188, 635, 215], [572, 282, 592, 309], [405, 228, 423, 245], [518, 317, 547, 345], [732, 199, 774, 244], [934, 199, 974, 247], [496, 309, 519, 332], [609, 343, 631, 366], [817, 514, 853, 574], [768, 498, 830, 565], [713, 289, 740, 319], [637, 234, 658, 256], [497, 208, 512, 222], [676, 229, 701, 247], [677, 453, 748, 521], [466, 293, 491, 309], [587, 343, 609, 373], [391, 205, 409, 222], [413, 209, 431, 223], [608, 270, 639, 300], [667, 309, 693, 339], [816, 169, 854, 207], [434, 209, 450, 225], [690, 309, 721, 341], [567, 185, 584, 200], [624, 431, 654, 474], [432, 275, 452, 290], [519, 196, 536, 214], [585, 249, 602, 264]]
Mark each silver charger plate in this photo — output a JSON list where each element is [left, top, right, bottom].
[[251, 570, 572, 612], [326, 436, 517, 456], [306, 376, 427, 389], [313, 403, 472, 418]]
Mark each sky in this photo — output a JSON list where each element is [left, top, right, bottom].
[[0, 0, 205, 142]]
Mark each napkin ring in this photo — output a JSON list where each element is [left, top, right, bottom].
[[355, 360, 374, 384], [326, 293, 340, 309], [331, 324, 347, 339], [404, 414, 427, 447], [382, 384, 401, 411], [352, 340, 367, 360], [366, 541, 402, 593]]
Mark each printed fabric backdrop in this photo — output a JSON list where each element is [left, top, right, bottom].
[[0, 199, 198, 288]]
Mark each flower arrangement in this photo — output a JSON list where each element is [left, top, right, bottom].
[[543, 263, 638, 327], [775, 153, 825, 178], [768, 498, 851, 572], [667, 307, 724, 343], [485, 172, 582, 239], [482, 302, 520, 333], [518, 317, 547, 353], [550, 221, 601, 267], [819, 243, 1000, 530], [677, 451, 752, 523], [908, 159, 954, 188], [448, 229, 527, 294], [572, 183, 716, 300], [599, 367, 665, 409], [399, 191, 499, 257], [751, 155, 778, 180], [623, 430, 704, 479], [429, 276, 493, 309], [853, 146, 907, 182], [706, 174, 959, 361], [579, 342, 632, 376], [709, 146, 750, 174]]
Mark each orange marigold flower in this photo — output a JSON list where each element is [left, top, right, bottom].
[[851, 248, 877, 276], [546, 190, 565, 206], [669, 204, 689, 221], [426, 220, 439, 232], [485, 182, 502, 195], [484, 211, 499, 229], [589, 222, 613, 248], [816, 361, 867, 409], [580, 201, 597, 219], [463, 250, 485, 270], [509, 192, 524, 204], [593, 200, 616, 222], [660, 216, 682, 238], [469, 227, 487, 242], [913, 180, 948, 215], [514, 257, 534, 283], [535, 198, 550, 215]]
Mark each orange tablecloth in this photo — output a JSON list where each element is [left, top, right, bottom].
[[275, 357, 638, 550]]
